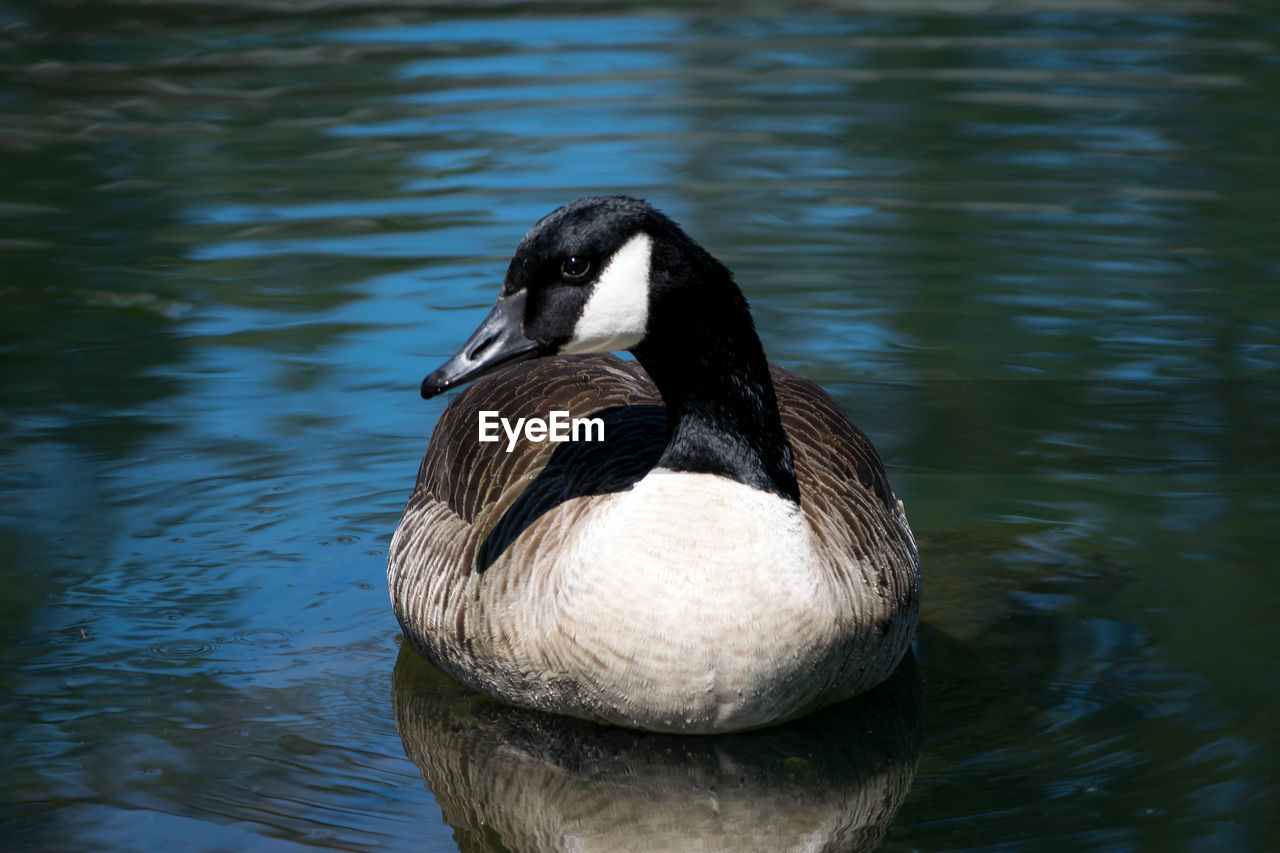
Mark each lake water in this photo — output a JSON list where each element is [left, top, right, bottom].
[[2, 2, 1277, 850]]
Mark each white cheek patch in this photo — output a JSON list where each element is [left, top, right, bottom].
[[561, 232, 652, 354]]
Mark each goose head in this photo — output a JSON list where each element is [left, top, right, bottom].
[[421, 195, 712, 398], [419, 195, 798, 501]]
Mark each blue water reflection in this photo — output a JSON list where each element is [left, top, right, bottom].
[[1, 2, 1277, 851]]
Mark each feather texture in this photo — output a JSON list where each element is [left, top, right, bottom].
[[389, 353, 919, 733]]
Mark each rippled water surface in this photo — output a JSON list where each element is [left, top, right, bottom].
[[2, 2, 1277, 850]]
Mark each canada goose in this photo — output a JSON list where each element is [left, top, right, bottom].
[[389, 196, 920, 734]]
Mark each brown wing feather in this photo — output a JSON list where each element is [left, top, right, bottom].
[[770, 364, 921, 687], [410, 355, 666, 569]]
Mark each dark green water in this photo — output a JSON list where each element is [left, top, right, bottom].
[[2, 2, 1277, 850]]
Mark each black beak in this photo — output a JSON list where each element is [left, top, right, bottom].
[[421, 290, 541, 399]]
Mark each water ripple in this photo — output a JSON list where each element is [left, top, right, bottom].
[[3, 2, 1277, 851]]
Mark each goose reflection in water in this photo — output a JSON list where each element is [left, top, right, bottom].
[[391, 644, 923, 852]]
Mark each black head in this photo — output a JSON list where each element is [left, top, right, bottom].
[[417, 196, 799, 504], [421, 196, 681, 398]]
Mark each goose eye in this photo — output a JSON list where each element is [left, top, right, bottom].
[[561, 256, 590, 280]]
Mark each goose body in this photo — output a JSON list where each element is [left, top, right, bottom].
[[389, 197, 920, 733]]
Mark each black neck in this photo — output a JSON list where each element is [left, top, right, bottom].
[[631, 250, 800, 504]]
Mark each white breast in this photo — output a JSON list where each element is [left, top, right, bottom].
[[545, 469, 838, 729]]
